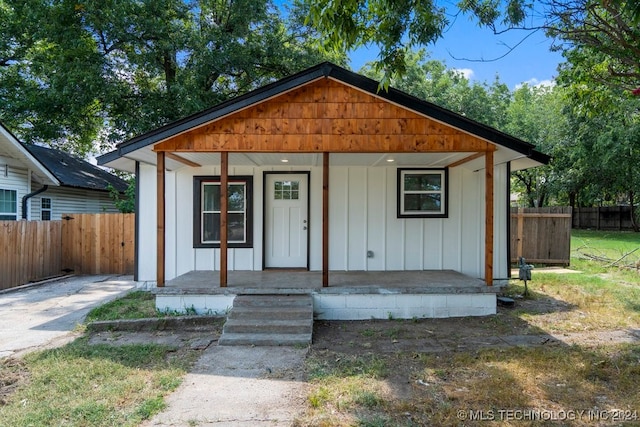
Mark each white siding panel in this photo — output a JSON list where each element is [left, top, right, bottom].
[[459, 168, 483, 278], [441, 167, 462, 271], [36, 187, 120, 220], [165, 171, 177, 281], [195, 248, 215, 270], [404, 220, 423, 270], [139, 161, 508, 281], [329, 168, 347, 270], [385, 168, 404, 270], [0, 160, 28, 219], [175, 170, 195, 276], [422, 219, 443, 269], [366, 168, 385, 270], [347, 168, 366, 270], [309, 166, 323, 271], [493, 163, 508, 280], [138, 163, 157, 281]]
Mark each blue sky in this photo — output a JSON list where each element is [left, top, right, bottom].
[[348, 15, 563, 89], [283, 1, 564, 90]]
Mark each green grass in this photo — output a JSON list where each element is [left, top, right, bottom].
[[572, 229, 640, 266], [85, 291, 159, 323], [0, 338, 196, 426], [297, 230, 640, 426]]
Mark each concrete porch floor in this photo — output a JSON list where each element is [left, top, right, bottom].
[[155, 270, 499, 295], [154, 270, 501, 319]]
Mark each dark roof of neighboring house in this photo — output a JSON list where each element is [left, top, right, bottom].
[[26, 144, 129, 192], [98, 62, 550, 165]]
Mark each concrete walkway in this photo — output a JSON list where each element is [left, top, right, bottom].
[[0, 275, 135, 358], [141, 346, 309, 427]]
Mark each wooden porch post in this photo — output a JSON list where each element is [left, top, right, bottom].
[[322, 152, 329, 287], [156, 151, 165, 287], [220, 152, 228, 287], [485, 150, 494, 286]]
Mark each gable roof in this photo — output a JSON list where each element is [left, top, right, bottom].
[[0, 122, 59, 186], [25, 144, 128, 192], [98, 62, 549, 167]]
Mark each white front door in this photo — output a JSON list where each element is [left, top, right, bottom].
[[265, 173, 309, 268]]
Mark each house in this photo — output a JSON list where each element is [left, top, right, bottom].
[[97, 62, 549, 319], [0, 122, 129, 220]]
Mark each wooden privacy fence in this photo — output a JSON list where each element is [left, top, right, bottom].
[[0, 213, 134, 290], [0, 220, 63, 290], [61, 213, 135, 276], [573, 206, 636, 230], [510, 207, 572, 265]]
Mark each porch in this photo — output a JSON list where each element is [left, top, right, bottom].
[[153, 270, 501, 319]]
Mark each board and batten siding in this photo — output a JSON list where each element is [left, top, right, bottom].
[[138, 161, 509, 283]]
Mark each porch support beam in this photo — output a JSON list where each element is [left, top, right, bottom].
[[166, 152, 201, 168], [220, 152, 228, 287], [156, 151, 165, 287], [322, 152, 329, 287], [447, 152, 484, 168], [485, 150, 494, 286]]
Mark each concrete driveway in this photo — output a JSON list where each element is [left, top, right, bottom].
[[0, 275, 135, 358]]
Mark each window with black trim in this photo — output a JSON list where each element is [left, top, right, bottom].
[[41, 197, 52, 221], [0, 189, 17, 220], [193, 176, 253, 248], [397, 168, 448, 218]]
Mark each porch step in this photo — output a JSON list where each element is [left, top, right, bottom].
[[219, 294, 313, 347]]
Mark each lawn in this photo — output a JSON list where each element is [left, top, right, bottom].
[[2, 230, 639, 426], [0, 339, 198, 427], [296, 230, 640, 426]]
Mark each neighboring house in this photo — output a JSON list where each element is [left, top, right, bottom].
[[0, 122, 128, 220], [98, 62, 549, 287]]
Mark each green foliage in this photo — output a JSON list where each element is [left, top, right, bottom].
[[108, 176, 136, 214], [0, 0, 344, 155], [305, 0, 527, 83], [547, 1, 640, 92], [359, 49, 510, 129]]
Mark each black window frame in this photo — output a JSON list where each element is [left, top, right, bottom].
[[397, 168, 449, 218], [193, 175, 253, 248]]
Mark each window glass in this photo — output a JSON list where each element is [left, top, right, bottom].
[[398, 169, 447, 217], [274, 180, 299, 200], [0, 189, 17, 220], [41, 197, 52, 221], [196, 177, 252, 247]]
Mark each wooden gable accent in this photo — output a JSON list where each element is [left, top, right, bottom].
[[153, 79, 495, 153]]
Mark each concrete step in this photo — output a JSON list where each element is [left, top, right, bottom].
[[228, 306, 312, 320], [219, 294, 313, 347], [232, 294, 312, 308], [223, 318, 313, 335], [218, 332, 311, 347]]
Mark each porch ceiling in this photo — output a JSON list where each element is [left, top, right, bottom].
[[106, 144, 532, 173]]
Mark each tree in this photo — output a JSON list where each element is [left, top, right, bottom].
[[304, 0, 532, 85], [558, 65, 640, 228], [504, 83, 570, 207], [358, 50, 511, 129], [545, 0, 640, 92], [0, 0, 344, 156], [305, 0, 640, 93]]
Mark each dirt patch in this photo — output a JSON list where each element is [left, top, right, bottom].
[[0, 358, 29, 405]]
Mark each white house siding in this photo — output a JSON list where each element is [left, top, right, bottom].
[[138, 161, 509, 283], [28, 184, 120, 221], [0, 156, 30, 220]]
